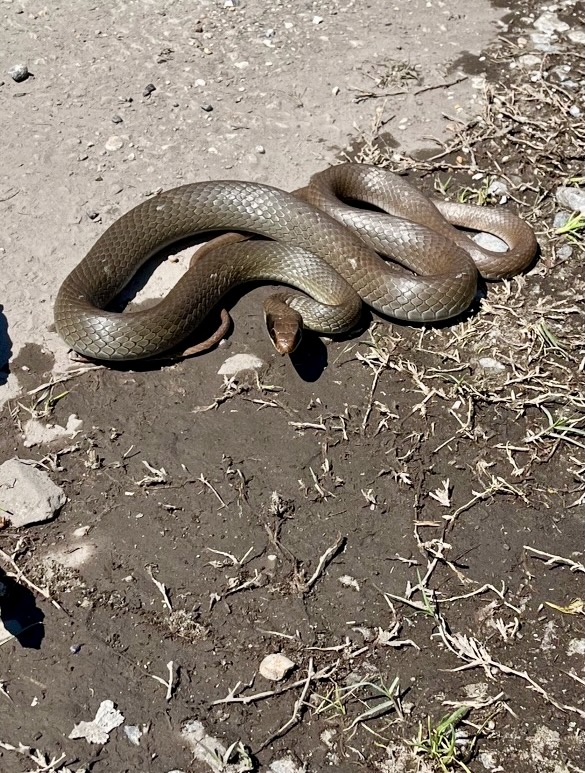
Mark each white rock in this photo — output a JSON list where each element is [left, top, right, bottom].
[[555, 186, 585, 214], [8, 63, 29, 82], [567, 29, 585, 45], [69, 700, 124, 744], [478, 357, 506, 374], [338, 574, 360, 591], [517, 54, 541, 68], [473, 232, 508, 252], [105, 135, 124, 151], [181, 721, 233, 771], [0, 458, 66, 527], [123, 725, 143, 745], [530, 32, 561, 52], [553, 210, 571, 229], [269, 758, 305, 773], [567, 638, 585, 656], [487, 179, 508, 197], [259, 653, 296, 681], [23, 413, 82, 448], [533, 12, 569, 35], [218, 353, 265, 376]]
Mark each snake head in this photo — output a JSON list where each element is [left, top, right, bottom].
[[264, 298, 303, 355]]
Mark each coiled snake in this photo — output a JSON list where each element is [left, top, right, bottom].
[[54, 163, 537, 360]]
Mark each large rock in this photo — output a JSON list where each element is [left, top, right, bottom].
[[0, 458, 66, 527]]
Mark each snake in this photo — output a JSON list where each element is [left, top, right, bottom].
[[54, 163, 537, 361]]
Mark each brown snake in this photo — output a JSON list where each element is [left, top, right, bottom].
[[54, 163, 537, 360]]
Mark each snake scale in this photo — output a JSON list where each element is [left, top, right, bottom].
[[54, 163, 537, 360]]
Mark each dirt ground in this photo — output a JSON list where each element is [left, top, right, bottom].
[[1, 0, 584, 771]]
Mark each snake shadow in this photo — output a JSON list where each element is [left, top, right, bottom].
[[0, 304, 12, 386], [0, 566, 45, 649]]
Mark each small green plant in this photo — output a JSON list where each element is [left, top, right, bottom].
[[534, 320, 568, 356], [313, 682, 349, 718], [434, 176, 452, 196], [18, 386, 69, 420], [456, 177, 495, 206], [313, 676, 403, 733], [555, 211, 585, 242], [409, 707, 474, 772]]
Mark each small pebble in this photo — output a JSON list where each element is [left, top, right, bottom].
[[8, 63, 29, 82], [487, 179, 508, 197], [473, 232, 508, 252], [218, 353, 265, 376], [70, 644, 82, 654], [105, 135, 124, 151], [517, 54, 541, 68], [112, 114, 123, 124], [557, 244, 573, 260], [555, 186, 585, 214], [201, 104, 213, 112], [533, 12, 569, 35], [478, 357, 506, 374], [255, 144, 265, 154], [567, 29, 585, 45], [529, 32, 560, 53], [87, 210, 100, 221], [553, 210, 571, 229], [312, 15, 324, 24], [143, 83, 156, 97], [259, 653, 296, 682], [124, 725, 143, 746]]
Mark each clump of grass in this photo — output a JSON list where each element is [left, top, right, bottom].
[[555, 211, 585, 242], [409, 707, 475, 772]]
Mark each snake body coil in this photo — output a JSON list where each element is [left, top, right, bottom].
[[54, 163, 537, 360]]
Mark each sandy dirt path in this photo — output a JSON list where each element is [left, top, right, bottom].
[[2, 0, 499, 399]]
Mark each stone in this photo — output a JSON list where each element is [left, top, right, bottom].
[[473, 232, 508, 252], [23, 413, 82, 448], [105, 135, 124, 151], [567, 30, 585, 45], [478, 357, 506, 374], [7, 63, 29, 82], [533, 12, 569, 35], [0, 458, 66, 527], [218, 353, 265, 376], [553, 210, 571, 229], [259, 653, 296, 681], [69, 700, 124, 744], [555, 186, 585, 214], [517, 54, 541, 68]]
